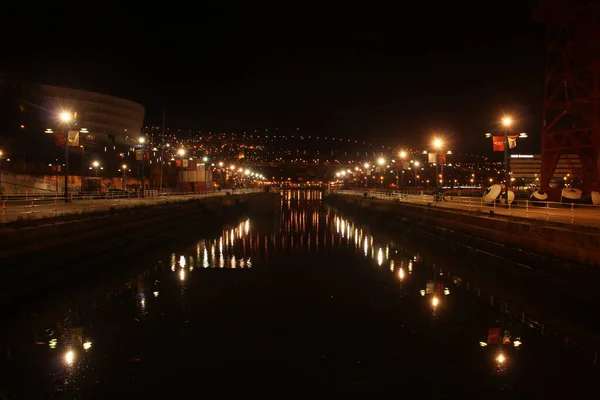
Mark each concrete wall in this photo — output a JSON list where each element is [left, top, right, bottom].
[[325, 194, 600, 268]]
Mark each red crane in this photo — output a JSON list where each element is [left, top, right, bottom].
[[534, 0, 600, 199]]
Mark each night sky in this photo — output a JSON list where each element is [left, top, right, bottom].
[[1, 4, 546, 153]]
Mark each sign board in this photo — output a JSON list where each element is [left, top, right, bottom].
[[511, 154, 534, 159]]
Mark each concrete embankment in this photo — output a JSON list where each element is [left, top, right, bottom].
[[0, 192, 280, 308], [325, 193, 600, 270]]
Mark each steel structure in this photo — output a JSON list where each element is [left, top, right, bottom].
[[535, 0, 600, 198]]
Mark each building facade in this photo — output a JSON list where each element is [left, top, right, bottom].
[[14, 81, 145, 147], [510, 154, 582, 188], [0, 78, 145, 177]]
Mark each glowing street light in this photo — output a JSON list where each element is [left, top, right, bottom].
[[60, 112, 72, 123], [398, 150, 407, 188], [91, 160, 101, 177], [501, 115, 515, 187], [178, 148, 185, 157], [432, 139, 444, 190], [413, 161, 420, 188], [58, 111, 75, 203], [377, 157, 385, 166]]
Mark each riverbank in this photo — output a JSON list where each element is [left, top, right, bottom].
[[0, 192, 280, 309], [325, 193, 600, 269]]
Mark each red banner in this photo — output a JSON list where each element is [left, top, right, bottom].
[[175, 159, 182, 168], [437, 153, 446, 164], [54, 131, 65, 147], [487, 327, 501, 344], [493, 136, 504, 151]]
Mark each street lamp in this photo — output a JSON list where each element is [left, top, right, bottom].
[[398, 150, 407, 189], [0, 150, 4, 200], [433, 138, 443, 190], [501, 116, 512, 188], [377, 158, 385, 189], [138, 137, 146, 197], [121, 164, 128, 190], [414, 161, 420, 188], [202, 156, 209, 192], [59, 111, 73, 203], [92, 160, 100, 177]]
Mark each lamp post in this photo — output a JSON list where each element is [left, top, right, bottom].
[[414, 161, 420, 188], [399, 150, 407, 189], [121, 164, 128, 190], [59, 112, 72, 203], [177, 148, 185, 191], [202, 156, 209, 193], [363, 163, 370, 188], [80, 145, 85, 178], [139, 137, 146, 197], [0, 150, 4, 200], [501, 117, 512, 187], [377, 158, 385, 189], [92, 161, 100, 177], [433, 139, 442, 190]]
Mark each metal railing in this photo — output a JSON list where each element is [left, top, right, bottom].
[[0, 189, 259, 224], [333, 189, 600, 227]]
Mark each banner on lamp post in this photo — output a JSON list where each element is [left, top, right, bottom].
[[54, 131, 65, 147], [67, 131, 80, 147], [493, 136, 518, 151]]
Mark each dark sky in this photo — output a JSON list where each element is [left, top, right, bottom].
[[1, 4, 546, 153]]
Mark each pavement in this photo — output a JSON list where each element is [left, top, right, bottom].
[[334, 190, 600, 228], [0, 190, 257, 223]]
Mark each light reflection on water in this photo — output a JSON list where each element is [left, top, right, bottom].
[[2, 191, 598, 397]]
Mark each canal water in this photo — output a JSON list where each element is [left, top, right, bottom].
[[1, 190, 598, 398]]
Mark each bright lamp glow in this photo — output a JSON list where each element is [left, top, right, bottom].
[[60, 112, 72, 122], [433, 139, 442, 149], [502, 117, 513, 127]]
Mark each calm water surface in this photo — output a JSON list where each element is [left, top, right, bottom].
[[1, 190, 597, 398]]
